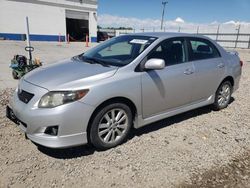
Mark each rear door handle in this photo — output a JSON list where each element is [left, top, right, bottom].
[[184, 69, 194, 75], [218, 63, 225, 68]]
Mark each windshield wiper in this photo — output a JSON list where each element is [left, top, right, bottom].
[[82, 56, 110, 67]]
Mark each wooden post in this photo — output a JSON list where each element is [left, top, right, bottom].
[[216, 25, 220, 42], [235, 24, 241, 48], [67, 34, 70, 44], [248, 35, 250, 49]]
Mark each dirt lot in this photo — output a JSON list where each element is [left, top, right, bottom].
[[0, 45, 250, 187], [0, 41, 97, 89]]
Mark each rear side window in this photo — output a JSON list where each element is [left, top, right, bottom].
[[188, 38, 220, 61]]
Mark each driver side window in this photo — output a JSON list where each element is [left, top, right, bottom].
[[148, 38, 186, 66], [98, 41, 132, 57]]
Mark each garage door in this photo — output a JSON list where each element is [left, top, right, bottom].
[[66, 10, 89, 20]]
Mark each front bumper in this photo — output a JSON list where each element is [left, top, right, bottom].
[[7, 80, 95, 148]]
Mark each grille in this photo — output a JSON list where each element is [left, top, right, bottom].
[[18, 90, 34, 104]]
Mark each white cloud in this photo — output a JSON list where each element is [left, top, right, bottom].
[[175, 17, 185, 23], [224, 20, 239, 25], [98, 14, 162, 29], [98, 14, 187, 29], [210, 21, 219, 25], [223, 20, 250, 26], [98, 14, 250, 33]]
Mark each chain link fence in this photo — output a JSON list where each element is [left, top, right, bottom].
[[100, 25, 250, 49]]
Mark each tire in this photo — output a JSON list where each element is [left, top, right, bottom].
[[89, 103, 132, 150], [12, 70, 19, 80], [212, 81, 232, 111]]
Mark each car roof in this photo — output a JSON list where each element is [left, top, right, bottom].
[[131, 32, 210, 40]]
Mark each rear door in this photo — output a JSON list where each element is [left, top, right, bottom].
[[186, 37, 225, 102], [141, 37, 195, 118]]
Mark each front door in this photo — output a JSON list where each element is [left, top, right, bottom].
[[141, 38, 195, 118]]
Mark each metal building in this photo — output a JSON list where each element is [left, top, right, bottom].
[[0, 0, 98, 42]]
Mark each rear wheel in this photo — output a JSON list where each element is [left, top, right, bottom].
[[89, 103, 132, 150], [212, 81, 232, 110]]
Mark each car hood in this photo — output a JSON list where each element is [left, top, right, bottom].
[[24, 58, 118, 90]]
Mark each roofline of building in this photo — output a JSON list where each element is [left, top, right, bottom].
[[7, 0, 97, 12]]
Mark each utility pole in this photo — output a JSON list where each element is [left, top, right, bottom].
[[161, 1, 168, 30]]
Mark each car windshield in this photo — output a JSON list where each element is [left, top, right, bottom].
[[80, 35, 157, 67]]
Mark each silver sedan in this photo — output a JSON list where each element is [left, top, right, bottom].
[[7, 32, 242, 150]]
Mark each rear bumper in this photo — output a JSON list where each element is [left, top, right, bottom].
[[233, 74, 241, 92]]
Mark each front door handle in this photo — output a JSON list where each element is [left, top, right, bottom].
[[218, 63, 225, 68], [184, 69, 194, 75]]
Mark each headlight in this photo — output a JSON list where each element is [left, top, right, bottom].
[[38, 89, 89, 108]]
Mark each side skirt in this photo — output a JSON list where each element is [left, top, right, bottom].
[[134, 95, 215, 129]]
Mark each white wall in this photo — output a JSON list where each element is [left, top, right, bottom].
[[0, 0, 66, 35]]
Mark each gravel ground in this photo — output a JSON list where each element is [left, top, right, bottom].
[[0, 41, 97, 89], [0, 49, 249, 188], [182, 152, 250, 187]]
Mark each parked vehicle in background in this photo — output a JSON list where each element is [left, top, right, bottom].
[[7, 33, 242, 150], [97, 31, 109, 42]]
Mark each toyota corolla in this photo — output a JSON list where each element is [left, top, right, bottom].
[[7, 33, 242, 150]]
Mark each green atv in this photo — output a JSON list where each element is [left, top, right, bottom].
[[10, 46, 42, 79]]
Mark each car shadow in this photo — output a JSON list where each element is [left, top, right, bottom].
[[38, 97, 235, 159], [37, 144, 96, 159]]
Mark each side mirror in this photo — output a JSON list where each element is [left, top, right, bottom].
[[144, 58, 165, 70]]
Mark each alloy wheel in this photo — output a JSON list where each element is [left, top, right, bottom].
[[98, 108, 129, 144], [217, 83, 231, 107]]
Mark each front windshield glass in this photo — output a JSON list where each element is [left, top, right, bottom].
[[81, 35, 157, 67]]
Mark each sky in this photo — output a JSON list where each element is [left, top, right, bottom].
[[97, 0, 250, 30]]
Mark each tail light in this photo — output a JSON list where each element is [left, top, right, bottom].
[[240, 60, 243, 67]]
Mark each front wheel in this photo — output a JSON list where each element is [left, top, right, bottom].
[[89, 103, 132, 150], [212, 81, 232, 110]]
